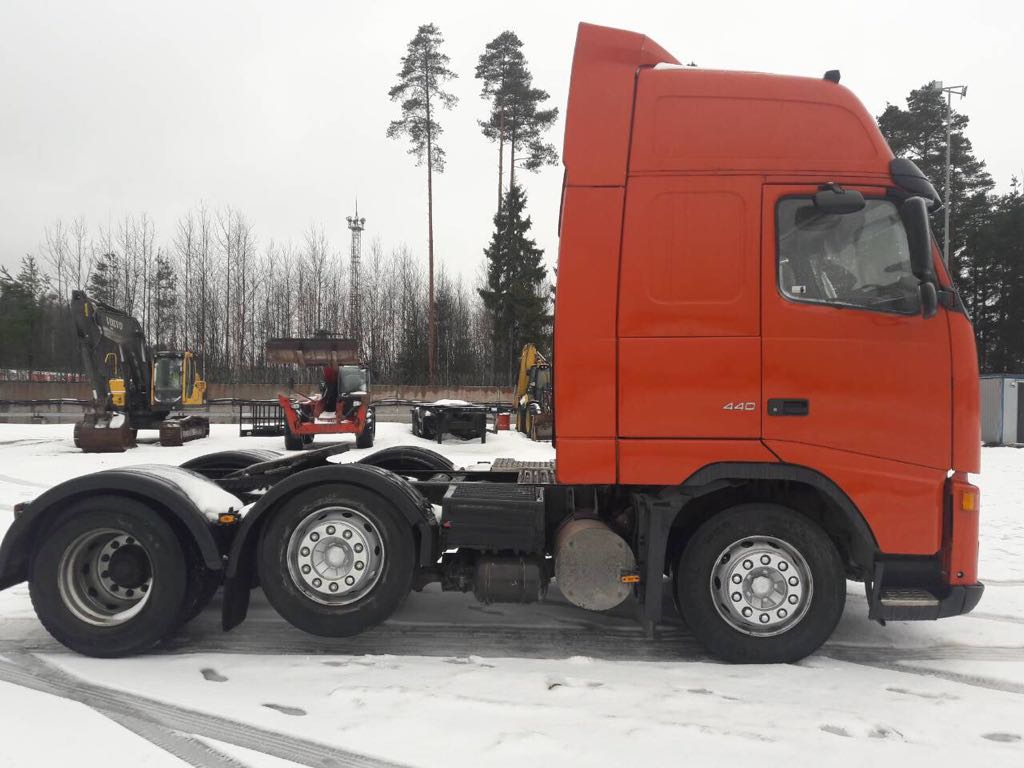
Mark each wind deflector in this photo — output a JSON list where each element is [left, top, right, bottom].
[[890, 158, 942, 210], [563, 23, 679, 187]]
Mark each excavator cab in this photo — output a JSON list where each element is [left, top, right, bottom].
[[151, 351, 207, 408]]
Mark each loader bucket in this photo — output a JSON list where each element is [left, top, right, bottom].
[[74, 419, 137, 453], [266, 337, 360, 367]]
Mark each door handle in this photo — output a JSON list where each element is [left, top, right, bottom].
[[767, 398, 809, 416]]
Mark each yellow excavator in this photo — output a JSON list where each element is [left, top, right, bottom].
[[514, 343, 553, 441], [72, 290, 210, 452]]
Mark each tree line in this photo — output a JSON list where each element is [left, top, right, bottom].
[[0, 26, 557, 390], [878, 83, 1024, 373], [3, 33, 1022, 392]]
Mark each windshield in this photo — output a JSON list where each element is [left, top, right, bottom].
[[339, 365, 368, 394], [153, 357, 183, 402], [777, 198, 921, 315]]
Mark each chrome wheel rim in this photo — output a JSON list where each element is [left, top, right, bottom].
[[58, 528, 153, 626], [710, 535, 813, 637], [286, 506, 384, 605]]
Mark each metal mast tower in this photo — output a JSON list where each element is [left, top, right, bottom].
[[346, 202, 366, 336]]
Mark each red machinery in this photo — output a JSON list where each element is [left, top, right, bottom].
[[266, 337, 375, 451]]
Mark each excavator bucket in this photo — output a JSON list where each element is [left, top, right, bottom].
[[266, 337, 360, 367], [74, 417, 137, 453]]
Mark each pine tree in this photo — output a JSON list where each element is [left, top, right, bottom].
[[877, 84, 994, 284], [87, 251, 120, 305], [153, 251, 178, 348], [479, 183, 549, 384], [476, 32, 558, 211], [0, 256, 51, 376], [387, 23, 457, 385]]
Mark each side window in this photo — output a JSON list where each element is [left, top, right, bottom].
[[777, 198, 921, 315]]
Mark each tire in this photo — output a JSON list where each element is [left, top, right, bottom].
[[674, 503, 845, 664], [28, 496, 189, 657], [355, 407, 376, 449], [181, 564, 221, 624], [180, 449, 281, 480], [256, 484, 414, 637], [284, 422, 304, 451], [358, 446, 454, 473]]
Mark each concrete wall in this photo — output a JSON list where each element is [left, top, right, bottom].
[[0, 381, 512, 404]]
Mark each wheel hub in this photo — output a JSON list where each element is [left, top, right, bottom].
[[58, 529, 153, 626], [286, 507, 384, 605], [711, 536, 812, 637]]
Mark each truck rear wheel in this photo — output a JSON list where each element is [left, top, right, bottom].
[[675, 504, 845, 663], [256, 484, 414, 637], [28, 497, 188, 657]]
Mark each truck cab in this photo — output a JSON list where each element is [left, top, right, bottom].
[[555, 23, 982, 630]]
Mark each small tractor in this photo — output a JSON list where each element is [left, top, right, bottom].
[[515, 344, 553, 441], [267, 336, 375, 451], [71, 290, 210, 452]]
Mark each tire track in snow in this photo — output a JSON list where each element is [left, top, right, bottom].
[[0, 652, 407, 768], [829, 655, 1024, 696]]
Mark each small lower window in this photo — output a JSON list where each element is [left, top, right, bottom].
[[777, 197, 921, 314]]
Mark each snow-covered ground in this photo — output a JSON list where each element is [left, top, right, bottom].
[[0, 423, 1021, 766]]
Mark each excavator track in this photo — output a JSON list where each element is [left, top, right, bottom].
[[159, 415, 211, 447]]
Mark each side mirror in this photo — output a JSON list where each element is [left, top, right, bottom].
[[901, 196, 938, 319], [919, 282, 938, 320], [814, 186, 865, 214]]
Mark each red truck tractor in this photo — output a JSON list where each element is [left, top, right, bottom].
[[266, 337, 376, 451], [0, 23, 982, 663]]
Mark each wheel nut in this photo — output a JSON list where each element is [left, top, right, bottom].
[[310, 533, 320, 542], [345, 576, 355, 586], [342, 530, 353, 540], [788, 576, 799, 586], [354, 561, 364, 571], [788, 594, 799, 605], [302, 565, 311, 574], [759, 613, 770, 623], [312, 578, 322, 588], [354, 543, 364, 553], [326, 526, 336, 535], [760, 555, 771, 565], [742, 607, 753, 617], [777, 608, 788, 618], [742, 560, 753, 570], [329, 582, 339, 592], [731, 592, 742, 602], [300, 547, 310, 557], [778, 561, 789, 571]]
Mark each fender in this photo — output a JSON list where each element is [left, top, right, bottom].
[[680, 461, 879, 561], [222, 463, 438, 630], [638, 461, 878, 627], [0, 466, 240, 590]]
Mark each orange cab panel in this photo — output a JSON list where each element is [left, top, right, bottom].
[[619, 337, 761, 438], [554, 186, 623, 445], [619, 439, 776, 485], [619, 175, 761, 338], [630, 68, 892, 176], [768, 440, 945, 554]]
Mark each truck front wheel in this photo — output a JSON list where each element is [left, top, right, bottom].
[[675, 504, 845, 663], [28, 497, 189, 657], [256, 484, 414, 637]]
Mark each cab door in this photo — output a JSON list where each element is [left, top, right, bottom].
[[761, 184, 952, 470]]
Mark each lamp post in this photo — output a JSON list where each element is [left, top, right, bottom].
[[936, 81, 967, 268]]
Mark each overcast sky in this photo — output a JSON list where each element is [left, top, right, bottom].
[[0, 0, 1020, 283]]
